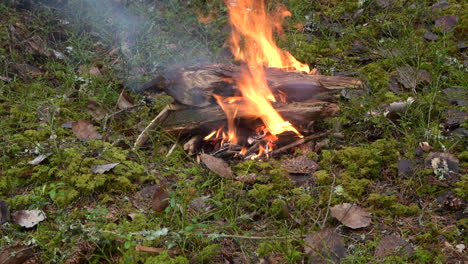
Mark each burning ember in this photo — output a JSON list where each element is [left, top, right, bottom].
[[204, 0, 314, 158]]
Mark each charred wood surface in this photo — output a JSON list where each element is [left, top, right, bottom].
[[161, 101, 340, 135], [140, 64, 362, 107]]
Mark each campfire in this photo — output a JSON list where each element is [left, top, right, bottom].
[[136, 0, 362, 159]]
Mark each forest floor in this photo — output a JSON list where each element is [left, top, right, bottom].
[[0, 0, 466, 263]]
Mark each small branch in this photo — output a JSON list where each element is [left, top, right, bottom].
[[202, 233, 306, 240], [135, 245, 179, 255], [270, 131, 329, 156], [321, 171, 336, 229], [134, 105, 176, 149]]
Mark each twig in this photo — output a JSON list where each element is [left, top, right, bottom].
[[270, 131, 329, 156], [134, 104, 181, 149], [321, 171, 336, 229], [135, 245, 179, 255], [202, 233, 307, 240], [103, 103, 145, 134]]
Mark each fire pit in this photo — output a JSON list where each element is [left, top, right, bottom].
[[135, 0, 362, 159]]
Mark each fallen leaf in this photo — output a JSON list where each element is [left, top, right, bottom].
[[72, 120, 101, 141], [304, 228, 346, 264], [443, 88, 467, 106], [0, 245, 35, 264], [13, 63, 44, 78], [280, 156, 319, 174], [200, 154, 233, 179], [91, 162, 120, 174], [330, 203, 371, 229], [52, 49, 66, 60], [189, 195, 213, 212], [375, 235, 414, 257], [152, 185, 169, 212], [444, 109, 467, 128], [12, 210, 46, 228], [397, 159, 414, 177], [28, 153, 52, 165], [117, 89, 135, 110], [88, 66, 102, 76], [419, 142, 432, 152], [423, 31, 438, 41], [0, 76, 12, 82], [435, 16, 458, 32], [431, 0, 450, 11], [0, 199, 8, 224], [86, 100, 107, 121], [388, 75, 402, 93], [376, 0, 394, 9], [396, 66, 431, 90]]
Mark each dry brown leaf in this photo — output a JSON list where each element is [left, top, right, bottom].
[[152, 185, 169, 212], [72, 120, 101, 141], [0, 76, 12, 82], [117, 89, 135, 110], [91, 163, 120, 174], [200, 154, 233, 179], [86, 100, 107, 121], [375, 235, 414, 257], [435, 16, 458, 32], [419, 142, 432, 152], [304, 228, 346, 264], [330, 203, 371, 229], [423, 31, 438, 41], [12, 210, 46, 228], [0, 245, 35, 264], [88, 66, 102, 76]]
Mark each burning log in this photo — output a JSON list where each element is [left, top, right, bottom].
[[139, 64, 362, 107], [160, 101, 340, 136], [135, 0, 363, 157]]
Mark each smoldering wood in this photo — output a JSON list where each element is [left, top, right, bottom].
[[139, 63, 362, 107], [160, 101, 340, 136]]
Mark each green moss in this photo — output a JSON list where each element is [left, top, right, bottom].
[[367, 193, 420, 216], [144, 252, 189, 264], [315, 170, 332, 185], [453, 174, 468, 200], [194, 244, 221, 263], [295, 194, 315, 210], [248, 184, 276, 203], [321, 139, 398, 179], [270, 199, 289, 219]]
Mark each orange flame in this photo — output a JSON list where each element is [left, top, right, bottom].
[[222, 0, 306, 142], [226, 0, 310, 72]]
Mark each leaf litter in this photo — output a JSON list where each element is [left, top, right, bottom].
[[12, 210, 46, 228], [200, 153, 233, 179], [330, 203, 372, 229], [72, 119, 101, 141]]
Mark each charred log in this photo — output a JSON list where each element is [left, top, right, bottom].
[[160, 101, 340, 136], [140, 63, 362, 107]]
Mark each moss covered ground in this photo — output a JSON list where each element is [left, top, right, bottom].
[[0, 0, 466, 263]]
